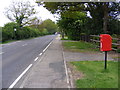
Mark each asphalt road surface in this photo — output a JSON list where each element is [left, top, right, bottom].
[[2, 35, 56, 88]]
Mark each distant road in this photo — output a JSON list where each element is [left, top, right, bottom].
[[2, 35, 56, 88]]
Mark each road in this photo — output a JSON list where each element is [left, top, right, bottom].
[[2, 35, 56, 88]]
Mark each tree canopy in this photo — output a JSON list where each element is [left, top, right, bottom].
[[39, 19, 58, 34], [4, 1, 36, 28], [37, 1, 120, 40]]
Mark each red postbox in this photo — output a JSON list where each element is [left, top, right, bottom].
[[100, 34, 112, 51]]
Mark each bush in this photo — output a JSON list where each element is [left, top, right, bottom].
[[2, 21, 54, 42], [2, 22, 17, 41], [117, 48, 120, 53]]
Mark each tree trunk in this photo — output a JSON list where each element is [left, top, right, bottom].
[[103, 2, 109, 34], [61, 30, 64, 39]]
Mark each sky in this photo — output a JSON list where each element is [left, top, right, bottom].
[[0, 0, 58, 27]]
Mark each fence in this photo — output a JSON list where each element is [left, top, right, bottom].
[[80, 35, 120, 51]]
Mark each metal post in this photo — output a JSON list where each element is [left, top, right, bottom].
[[14, 28, 16, 40], [105, 51, 107, 69]]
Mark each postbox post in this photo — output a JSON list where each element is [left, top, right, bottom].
[[100, 34, 112, 70], [105, 51, 107, 69]]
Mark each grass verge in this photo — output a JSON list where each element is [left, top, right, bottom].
[[1, 36, 42, 44], [70, 61, 118, 88], [62, 41, 99, 52], [1, 40, 18, 44]]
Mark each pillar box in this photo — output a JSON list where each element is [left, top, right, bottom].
[[100, 34, 112, 51]]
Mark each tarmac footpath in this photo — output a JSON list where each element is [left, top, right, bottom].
[[20, 35, 70, 88]]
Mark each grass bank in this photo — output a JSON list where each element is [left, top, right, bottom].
[[62, 41, 99, 52], [71, 61, 118, 88], [1, 36, 42, 44], [1, 40, 18, 44]]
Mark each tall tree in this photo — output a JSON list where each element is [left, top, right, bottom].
[[30, 17, 42, 28], [37, 1, 119, 34], [5, 1, 36, 28], [39, 19, 58, 34]]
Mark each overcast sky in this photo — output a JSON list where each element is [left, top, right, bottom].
[[0, 0, 58, 27], [0, 0, 119, 27]]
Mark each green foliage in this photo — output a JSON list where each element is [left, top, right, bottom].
[[0, 27, 2, 42], [109, 19, 120, 35], [58, 11, 87, 40], [2, 22, 49, 42], [41, 28, 48, 35], [2, 22, 17, 41], [39, 2, 120, 40], [117, 48, 120, 53], [39, 19, 58, 34]]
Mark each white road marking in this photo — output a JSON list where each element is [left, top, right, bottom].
[[0, 52, 4, 55], [9, 64, 33, 88], [43, 42, 52, 52], [34, 57, 39, 62], [39, 53, 42, 56], [22, 44, 27, 46]]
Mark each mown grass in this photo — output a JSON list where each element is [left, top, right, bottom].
[[71, 61, 118, 88], [62, 41, 99, 52]]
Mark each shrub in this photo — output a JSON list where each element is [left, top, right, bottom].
[[117, 48, 120, 53], [2, 22, 53, 42]]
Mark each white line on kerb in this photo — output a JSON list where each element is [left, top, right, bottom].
[[39, 53, 42, 56], [34, 57, 38, 62], [9, 64, 33, 88], [64, 59, 69, 84], [62, 48, 70, 85]]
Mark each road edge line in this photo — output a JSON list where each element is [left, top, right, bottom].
[[8, 64, 33, 89], [43, 42, 52, 52], [34, 57, 39, 62]]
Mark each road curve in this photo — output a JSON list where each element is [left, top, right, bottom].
[[2, 35, 56, 88]]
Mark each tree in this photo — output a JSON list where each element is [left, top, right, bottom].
[[58, 11, 87, 40], [37, 1, 120, 34], [4, 1, 36, 28], [86, 2, 120, 33], [39, 19, 58, 34], [30, 17, 42, 28], [2, 22, 18, 41]]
